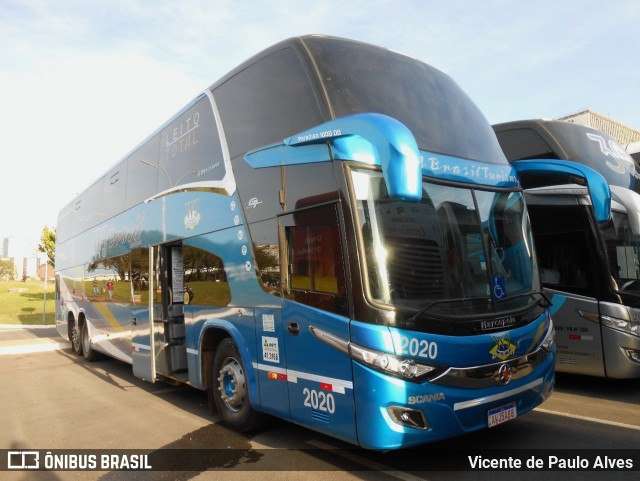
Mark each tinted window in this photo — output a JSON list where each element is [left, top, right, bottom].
[[232, 161, 283, 224], [103, 163, 127, 220], [528, 204, 597, 297], [126, 134, 161, 208], [59, 265, 85, 299], [249, 218, 281, 294], [183, 245, 231, 307], [131, 248, 150, 306], [494, 128, 556, 161], [82, 177, 105, 231], [282, 204, 348, 315], [214, 48, 323, 159], [86, 254, 132, 303], [159, 96, 224, 192], [56, 201, 75, 243], [285, 162, 338, 212], [304, 37, 506, 164]]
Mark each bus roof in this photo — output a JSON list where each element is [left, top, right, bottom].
[[58, 35, 508, 242], [494, 119, 640, 194]]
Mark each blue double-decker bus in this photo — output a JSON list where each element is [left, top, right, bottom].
[[54, 35, 587, 450]]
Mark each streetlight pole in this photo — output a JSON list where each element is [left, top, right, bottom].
[[42, 260, 48, 324]]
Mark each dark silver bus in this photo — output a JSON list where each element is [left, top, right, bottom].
[[495, 119, 640, 378]]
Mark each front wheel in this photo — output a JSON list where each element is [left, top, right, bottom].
[[212, 338, 267, 432]]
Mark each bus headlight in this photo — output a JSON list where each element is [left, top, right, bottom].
[[540, 317, 555, 352], [349, 343, 438, 381], [601, 315, 640, 338]]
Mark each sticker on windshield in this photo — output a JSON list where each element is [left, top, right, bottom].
[[492, 276, 506, 300]]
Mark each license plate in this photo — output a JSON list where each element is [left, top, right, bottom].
[[487, 402, 517, 427]]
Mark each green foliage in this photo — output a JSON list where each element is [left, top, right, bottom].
[[0, 258, 16, 280], [38, 226, 56, 267]]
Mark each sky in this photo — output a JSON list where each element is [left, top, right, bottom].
[[1, 0, 639, 257]]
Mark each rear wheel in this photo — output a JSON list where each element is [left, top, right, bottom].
[[70, 318, 82, 355], [81, 322, 100, 362], [212, 338, 267, 432]]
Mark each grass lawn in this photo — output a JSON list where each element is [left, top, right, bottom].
[[0, 280, 56, 325]]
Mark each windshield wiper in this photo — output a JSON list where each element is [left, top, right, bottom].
[[404, 291, 550, 324], [498, 290, 552, 308], [404, 295, 490, 324]]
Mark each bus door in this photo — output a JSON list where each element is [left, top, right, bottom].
[[132, 244, 188, 381], [131, 247, 154, 381], [151, 243, 189, 380], [526, 194, 606, 376], [279, 203, 358, 444]]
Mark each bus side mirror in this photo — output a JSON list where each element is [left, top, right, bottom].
[[245, 113, 422, 202], [511, 159, 612, 223]]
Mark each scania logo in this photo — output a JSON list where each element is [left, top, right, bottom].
[[497, 363, 512, 385], [408, 392, 445, 405]]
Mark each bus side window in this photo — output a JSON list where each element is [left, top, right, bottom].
[[85, 254, 131, 303], [131, 249, 150, 306], [249, 218, 281, 295], [528, 204, 597, 298], [214, 47, 324, 224], [183, 245, 231, 307], [283, 204, 348, 316]]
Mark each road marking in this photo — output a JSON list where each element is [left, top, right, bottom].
[[0, 341, 71, 355], [535, 407, 640, 431], [306, 440, 428, 481]]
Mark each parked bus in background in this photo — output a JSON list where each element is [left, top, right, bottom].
[[54, 36, 576, 450], [494, 119, 640, 378], [627, 141, 640, 163]]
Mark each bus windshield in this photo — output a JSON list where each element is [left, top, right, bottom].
[[304, 37, 507, 165], [602, 210, 640, 297], [351, 169, 539, 319]]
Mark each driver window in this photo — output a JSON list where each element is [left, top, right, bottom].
[[528, 204, 597, 297], [281, 204, 348, 316]]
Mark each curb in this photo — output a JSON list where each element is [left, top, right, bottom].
[[0, 324, 57, 330]]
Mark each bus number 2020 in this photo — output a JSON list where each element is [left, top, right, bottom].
[[303, 388, 336, 414], [394, 334, 438, 360]]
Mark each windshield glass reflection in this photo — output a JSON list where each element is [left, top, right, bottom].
[[602, 211, 640, 295], [352, 169, 539, 317]]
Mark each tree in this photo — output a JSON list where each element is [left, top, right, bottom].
[[0, 258, 15, 280], [38, 226, 56, 267]]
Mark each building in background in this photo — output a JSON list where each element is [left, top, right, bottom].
[[557, 109, 640, 148], [0, 236, 47, 280]]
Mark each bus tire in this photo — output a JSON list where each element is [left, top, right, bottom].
[[212, 337, 266, 432], [70, 317, 83, 355], [81, 322, 100, 362]]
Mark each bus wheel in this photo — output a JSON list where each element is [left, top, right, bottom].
[[212, 338, 266, 432], [71, 319, 83, 355], [81, 322, 100, 362]]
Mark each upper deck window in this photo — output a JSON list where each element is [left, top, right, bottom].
[[214, 48, 323, 160], [304, 37, 507, 165]]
